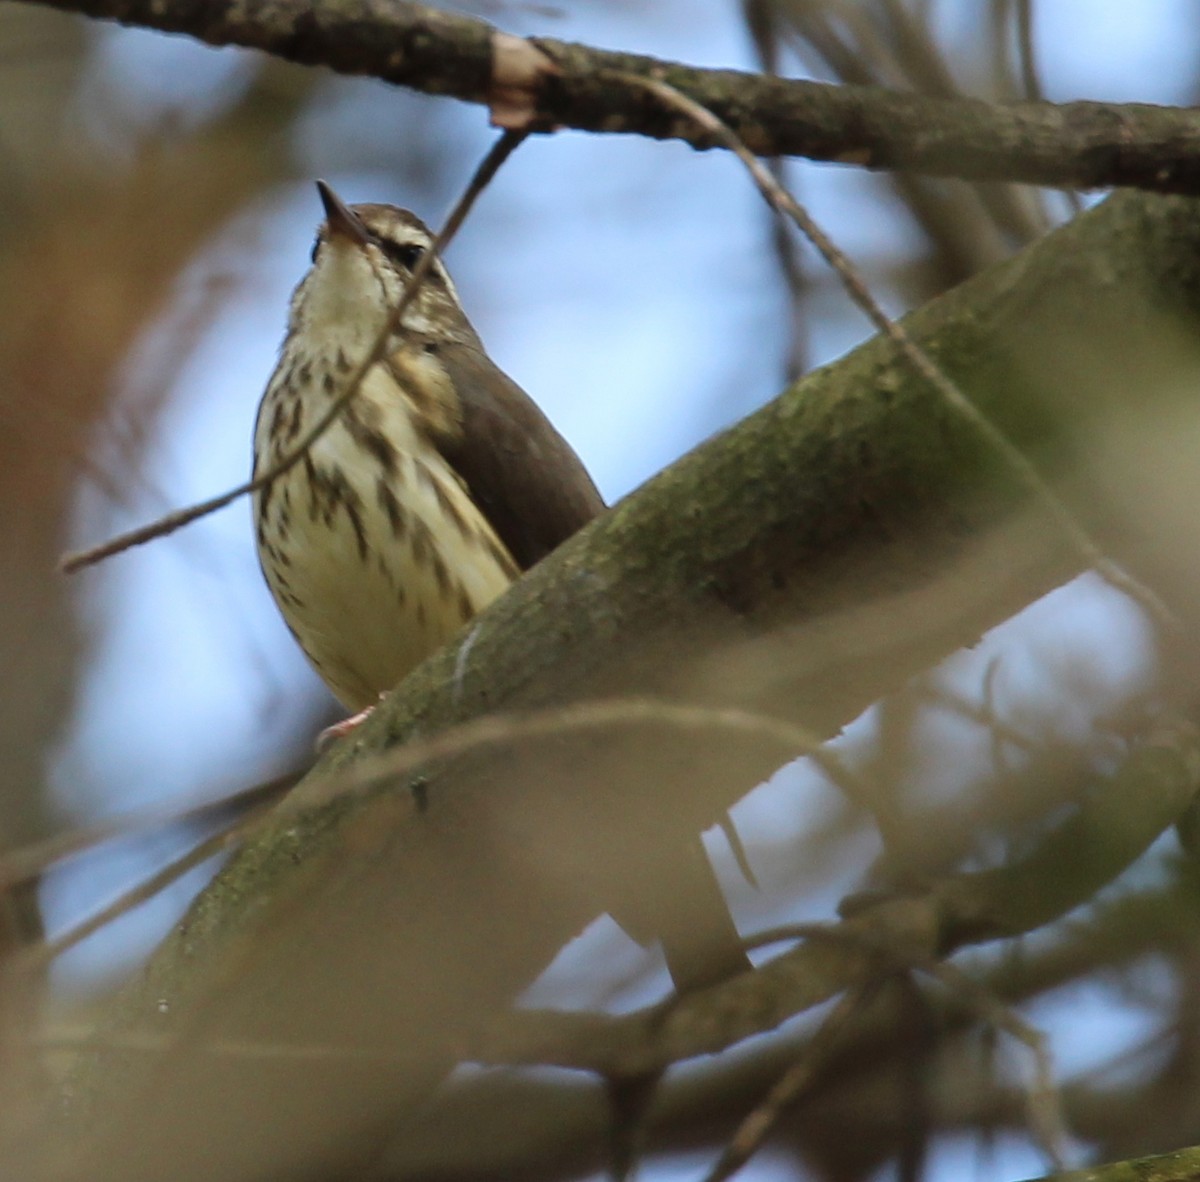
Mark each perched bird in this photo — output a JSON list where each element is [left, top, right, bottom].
[[252, 182, 748, 990], [252, 182, 602, 717]]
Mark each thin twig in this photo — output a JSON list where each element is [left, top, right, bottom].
[[619, 72, 1179, 635], [743, 0, 809, 380], [21, 800, 274, 973], [925, 958, 1070, 1169], [0, 770, 299, 890], [59, 130, 527, 574], [703, 979, 882, 1182], [742, 920, 1071, 1170], [1014, 0, 1082, 216], [290, 696, 834, 814], [1014, 0, 1042, 105]]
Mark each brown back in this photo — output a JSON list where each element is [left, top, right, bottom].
[[429, 342, 605, 571]]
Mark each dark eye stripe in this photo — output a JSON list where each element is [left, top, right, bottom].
[[380, 239, 424, 270]]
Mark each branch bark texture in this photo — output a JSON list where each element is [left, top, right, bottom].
[[15, 0, 1200, 194]]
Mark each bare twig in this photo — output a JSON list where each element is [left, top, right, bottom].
[[703, 979, 883, 1182], [1013, 0, 1082, 216], [926, 959, 1070, 1170], [23, 799, 275, 973], [618, 72, 1180, 635], [743, 0, 809, 380], [740, 921, 1070, 1168], [1014, 0, 1044, 106], [293, 696, 833, 814], [59, 130, 527, 573], [770, 1, 1023, 280], [0, 771, 299, 890]]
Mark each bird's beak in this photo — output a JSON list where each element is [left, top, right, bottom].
[[316, 180, 370, 247]]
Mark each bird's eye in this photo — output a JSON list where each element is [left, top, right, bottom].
[[310, 237, 321, 264], [381, 239, 425, 270]]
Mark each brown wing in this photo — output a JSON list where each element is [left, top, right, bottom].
[[427, 342, 606, 571]]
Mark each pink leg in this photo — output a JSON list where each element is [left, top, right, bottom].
[[316, 693, 386, 751]]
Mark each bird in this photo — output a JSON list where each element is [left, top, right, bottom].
[[251, 181, 749, 991], [252, 181, 603, 720]]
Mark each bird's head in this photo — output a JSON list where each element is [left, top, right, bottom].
[[288, 181, 474, 350]]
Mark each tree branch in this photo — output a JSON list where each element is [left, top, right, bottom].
[[15, 0, 1200, 194], [377, 877, 1200, 1181], [463, 717, 1200, 1086], [55, 188, 1200, 1182], [1024, 1144, 1200, 1182]]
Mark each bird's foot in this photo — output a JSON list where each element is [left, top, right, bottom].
[[316, 694, 386, 752]]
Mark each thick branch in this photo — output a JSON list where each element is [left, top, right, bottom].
[[1026, 1145, 1200, 1182], [58, 189, 1200, 1182], [15, 0, 1200, 193]]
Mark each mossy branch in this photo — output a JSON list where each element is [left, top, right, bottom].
[[60, 188, 1200, 1182]]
